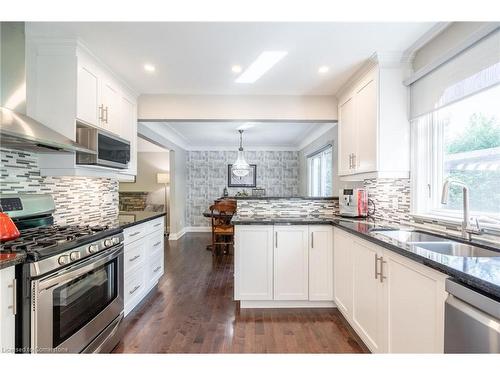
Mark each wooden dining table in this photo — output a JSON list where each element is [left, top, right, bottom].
[[202, 210, 234, 252]]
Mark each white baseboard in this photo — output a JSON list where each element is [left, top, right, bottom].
[[239, 300, 336, 309], [168, 227, 186, 241], [185, 226, 211, 232]]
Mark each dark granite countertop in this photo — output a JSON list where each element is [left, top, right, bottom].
[[0, 252, 26, 270], [232, 214, 500, 300], [118, 211, 166, 229]]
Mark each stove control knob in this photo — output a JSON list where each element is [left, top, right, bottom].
[[58, 255, 70, 266], [70, 251, 81, 261], [88, 244, 98, 254], [104, 239, 113, 247], [112, 237, 120, 245]]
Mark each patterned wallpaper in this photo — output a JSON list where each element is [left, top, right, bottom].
[[0, 148, 118, 226], [186, 150, 300, 226]]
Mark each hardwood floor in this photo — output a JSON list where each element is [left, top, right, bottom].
[[113, 233, 368, 353]]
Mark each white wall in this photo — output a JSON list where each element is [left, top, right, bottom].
[[138, 122, 187, 237], [298, 125, 339, 197], [119, 151, 169, 206], [138, 94, 338, 121]]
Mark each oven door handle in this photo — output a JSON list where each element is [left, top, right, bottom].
[[38, 245, 123, 291]]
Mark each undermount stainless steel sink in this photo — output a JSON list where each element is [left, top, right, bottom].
[[371, 229, 500, 258], [371, 229, 448, 243], [412, 242, 500, 258]]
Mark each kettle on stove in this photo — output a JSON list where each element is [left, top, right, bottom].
[[0, 212, 21, 242]]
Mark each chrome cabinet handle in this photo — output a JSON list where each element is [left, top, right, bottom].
[[129, 285, 141, 295], [379, 257, 387, 283], [153, 266, 161, 273], [311, 232, 314, 248], [129, 231, 141, 237], [352, 154, 357, 169], [129, 254, 141, 262], [8, 279, 17, 315], [348, 153, 352, 169], [375, 255, 387, 283], [153, 241, 161, 247], [275, 232, 278, 248], [154, 222, 162, 227], [104, 106, 109, 123], [98, 104, 104, 121]]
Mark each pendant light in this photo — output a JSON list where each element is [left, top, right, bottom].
[[232, 129, 251, 177]]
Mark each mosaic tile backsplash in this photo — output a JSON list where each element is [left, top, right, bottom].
[[237, 198, 339, 217], [363, 178, 411, 223], [0, 148, 118, 226], [186, 150, 300, 226]]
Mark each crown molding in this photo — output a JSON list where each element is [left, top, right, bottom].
[[401, 22, 451, 64]]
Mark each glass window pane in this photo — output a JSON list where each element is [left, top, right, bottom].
[[436, 84, 500, 217]]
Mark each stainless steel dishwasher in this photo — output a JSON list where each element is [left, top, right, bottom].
[[445, 279, 500, 353]]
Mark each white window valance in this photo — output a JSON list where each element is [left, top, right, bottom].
[[410, 28, 500, 120]]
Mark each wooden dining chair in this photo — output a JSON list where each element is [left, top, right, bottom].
[[209, 202, 236, 256]]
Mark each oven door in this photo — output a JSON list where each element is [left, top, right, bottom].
[[31, 245, 124, 353], [96, 132, 130, 169]]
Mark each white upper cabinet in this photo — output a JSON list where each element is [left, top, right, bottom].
[[273, 226, 309, 301], [338, 96, 356, 176], [25, 30, 138, 178], [308, 226, 333, 301], [76, 61, 100, 127], [336, 56, 410, 181], [100, 78, 121, 134]]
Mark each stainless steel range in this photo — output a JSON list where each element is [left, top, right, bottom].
[[0, 194, 124, 353]]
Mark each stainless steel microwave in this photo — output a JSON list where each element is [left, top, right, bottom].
[[76, 126, 130, 169]]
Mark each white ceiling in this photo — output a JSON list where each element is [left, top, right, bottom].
[[27, 22, 436, 95], [145, 121, 335, 150]]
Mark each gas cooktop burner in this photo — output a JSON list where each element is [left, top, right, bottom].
[[0, 224, 111, 259]]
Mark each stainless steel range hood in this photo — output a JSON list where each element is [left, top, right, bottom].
[[0, 107, 96, 153], [0, 22, 94, 154]]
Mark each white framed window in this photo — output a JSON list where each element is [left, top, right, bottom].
[[307, 145, 333, 197], [410, 28, 500, 227]]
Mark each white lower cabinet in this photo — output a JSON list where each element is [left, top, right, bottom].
[[0, 266, 16, 353], [384, 251, 447, 353], [274, 226, 309, 301], [333, 228, 353, 317], [234, 225, 333, 307], [309, 226, 334, 301], [351, 238, 385, 352], [123, 217, 165, 316], [333, 228, 448, 353], [234, 226, 274, 300]]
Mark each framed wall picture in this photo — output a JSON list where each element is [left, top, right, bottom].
[[227, 164, 257, 187]]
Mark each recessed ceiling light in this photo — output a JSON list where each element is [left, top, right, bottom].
[[235, 51, 288, 83], [144, 64, 156, 73], [318, 65, 329, 74], [231, 65, 242, 73]]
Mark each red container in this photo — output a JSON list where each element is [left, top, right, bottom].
[[0, 212, 20, 242]]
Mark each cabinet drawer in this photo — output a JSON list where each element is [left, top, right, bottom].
[[124, 241, 146, 275], [124, 265, 146, 306], [148, 232, 164, 253], [123, 223, 147, 244], [150, 251, 164, 279], [147, 217, 165, 235]]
